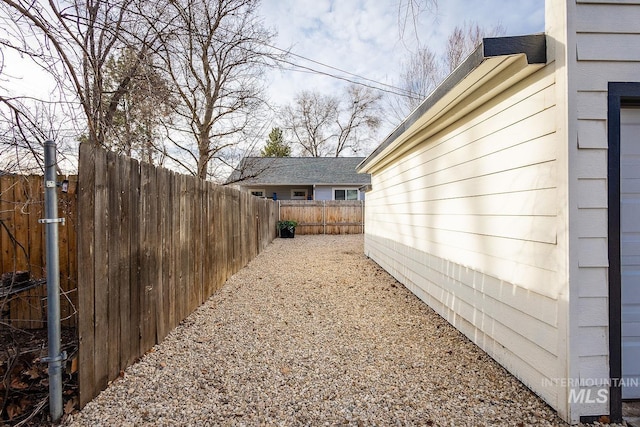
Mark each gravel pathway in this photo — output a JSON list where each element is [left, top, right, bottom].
[[64, 234, 566, 426]]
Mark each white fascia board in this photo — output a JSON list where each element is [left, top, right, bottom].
[[360, 54, 545, 175]]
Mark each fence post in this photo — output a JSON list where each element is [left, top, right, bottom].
[[39, 141, 66, 423], [323, 200, 326, 235]]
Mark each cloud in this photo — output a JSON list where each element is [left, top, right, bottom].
[[259, 0, 545, 130]]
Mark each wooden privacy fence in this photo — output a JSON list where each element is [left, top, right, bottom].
[[0, 174, 78, 329], [278, 200, 364, 234], [77, 144, 277, 406]]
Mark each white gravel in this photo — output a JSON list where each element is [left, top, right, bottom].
[[64, 234, 567, 426]]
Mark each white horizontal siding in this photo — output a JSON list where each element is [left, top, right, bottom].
[[364, 62, 563, 415], [576, 3, 640, 33], [364, 234, 561, 408], [577, 34, 640, 61], [578, 238, 608, 268], [577, 267, 608, 298], [572, 0, 640, 421], [576, 179, 607, 208], [576, 62, 640, 92], [366, 68, 560, 295], [577, 119, 607, 148]]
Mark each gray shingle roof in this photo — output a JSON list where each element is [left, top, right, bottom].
[[226, 157, 370, 186]]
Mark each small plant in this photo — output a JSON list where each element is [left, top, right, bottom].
[[277, 220, 298, 232], [277, 220, 298, 238]]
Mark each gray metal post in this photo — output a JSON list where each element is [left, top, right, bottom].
[[40, 140, 65, 422]]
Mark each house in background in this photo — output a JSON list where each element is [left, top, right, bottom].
[[226, 157, 370, 201], [357, 0, 640, 424]]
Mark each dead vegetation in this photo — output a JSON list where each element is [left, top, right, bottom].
[[0, 327, 78, 426]]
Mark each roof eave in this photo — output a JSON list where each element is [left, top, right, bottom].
[[357, 33, 547, 174]]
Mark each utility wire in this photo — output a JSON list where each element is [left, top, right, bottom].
[[274, 57, 421, 99], [265, 43, 421, 99]]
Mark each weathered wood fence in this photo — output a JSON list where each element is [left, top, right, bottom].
[[76, 145, 277, 406], [0, 174, 78, 329], [278, 200, 364, 234]]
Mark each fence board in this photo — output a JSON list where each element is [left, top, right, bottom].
[[78, 143, 96, 407], [11, 178, 31, 328], [93, 147, 109, 392], [61, 176, 78, 327], [128, 157, 141, 367], [157, 167, 170, 343], [118, 158, 132, 369], [24, 177, 43, 328], [278, 200, 364, 235], [169, 174, 179, 330], [106, 151, 120, 384]]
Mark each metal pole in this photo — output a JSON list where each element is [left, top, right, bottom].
[[40, 140, 65, 422]]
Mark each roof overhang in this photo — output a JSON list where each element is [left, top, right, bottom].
[[357, 34, 547, 175]]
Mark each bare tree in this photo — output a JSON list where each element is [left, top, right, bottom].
[[397, 0, 438, 46], [0, 0, 162, 148], [387, 21, 506, 123], [335, 85, 382, 156], [445, 21, 506, 73], [282, 84, 382, 157], [148, 0, 278, 180], [282, 91, 338, 157], [387, 45, 441, 122]]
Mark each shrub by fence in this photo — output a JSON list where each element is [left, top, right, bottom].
[[0, 174, 78, 329], [77, 145, 277, 406], [278, 200, 364, 235]]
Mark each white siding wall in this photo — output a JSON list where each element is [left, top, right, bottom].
[[364, 64, 565, 412], [569, 0, 640, 421]]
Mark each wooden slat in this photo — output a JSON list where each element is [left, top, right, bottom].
[[128, 157, 141, 366], [106, 151, 120, 381], [169, 173, 179, 330], [140, 161, 157, 351], [178, 174, 188, 322], [118, 157, 132, 369], [194, 178, 203, 306], [156, 167, 168, 343], [77, 143, 96, 407], [61, 175, 78, 327], [93, 147, 109, 392], [1, 177, 19, 325], [11, 177, 32, 328], [23, 177, 42, 328]]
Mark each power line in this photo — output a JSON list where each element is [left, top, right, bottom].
[[274, 57, 421, 99], [265, 43, 421, 99], [199, 23, 423, 99]]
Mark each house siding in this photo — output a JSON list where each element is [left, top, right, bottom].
[[253, 185, 313, 201], [364, 63, 565, 414], [570, 0, 640, 421], [314, 186, 333, 200], [361, 0, 640, 422]]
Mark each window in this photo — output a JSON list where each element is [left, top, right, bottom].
[[291, 189, 307, 200], [334, 188, 358, 200], [249, 189, 265, 197]]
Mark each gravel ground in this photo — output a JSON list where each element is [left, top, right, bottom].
[[64, 234, 568, 426]]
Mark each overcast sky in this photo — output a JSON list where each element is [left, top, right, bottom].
[[258, 0, 545, 126]]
